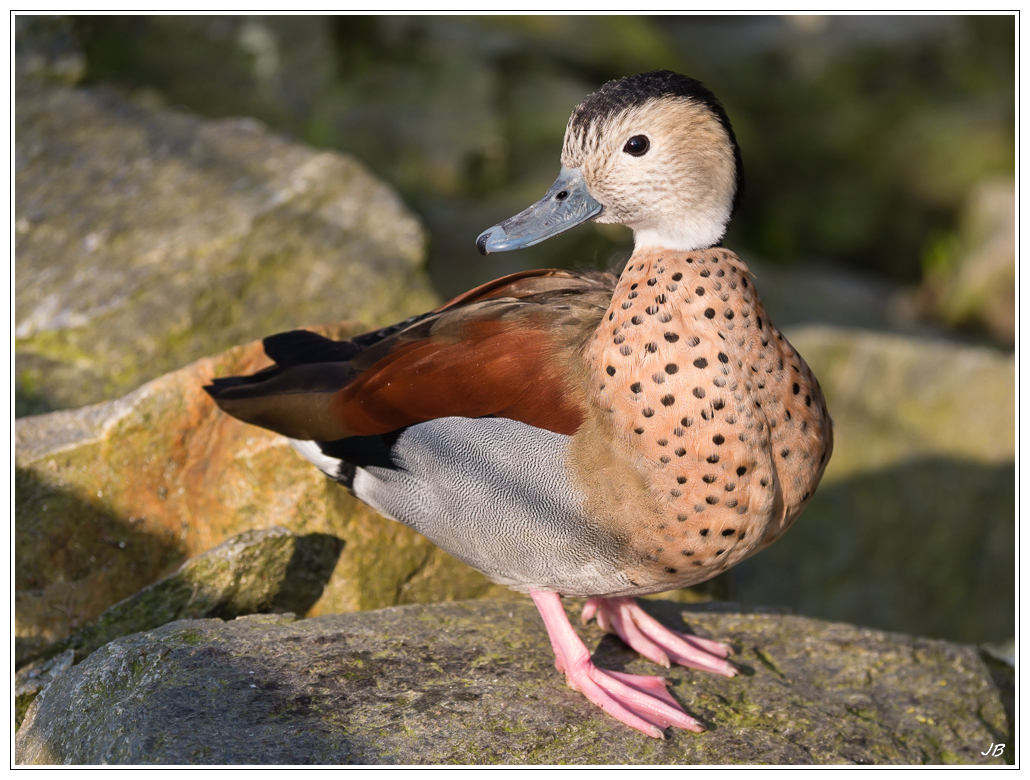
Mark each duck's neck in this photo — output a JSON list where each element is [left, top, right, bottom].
[[631, 215, 729, 254]]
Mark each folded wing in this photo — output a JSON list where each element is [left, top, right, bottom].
[[204, 269, 616, 441]]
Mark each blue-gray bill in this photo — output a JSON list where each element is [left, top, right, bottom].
[[476, 166, 604, 255]]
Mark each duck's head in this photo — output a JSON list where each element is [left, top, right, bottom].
[[477, 71, 744, 256]]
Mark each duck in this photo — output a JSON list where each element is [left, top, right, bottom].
[[205, 70, 833, 739]]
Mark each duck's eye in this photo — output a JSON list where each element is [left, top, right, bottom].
[[623, 135, 650, 157]]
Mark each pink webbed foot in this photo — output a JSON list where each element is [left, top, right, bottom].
[[530, 590, 705, 739], [582, 596, 737, 677]]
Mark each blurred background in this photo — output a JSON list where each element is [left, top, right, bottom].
[[15, 15, 1015, 661]]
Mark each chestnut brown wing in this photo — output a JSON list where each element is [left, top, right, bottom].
[[205, 269, 616, 440]]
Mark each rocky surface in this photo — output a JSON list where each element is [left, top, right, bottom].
[[15, 329, 510, 662], [15, 599, 1012, 765], [15, 78, 436, 415], [32, 527, 341, 665]]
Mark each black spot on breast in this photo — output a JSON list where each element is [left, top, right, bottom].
[[701, 409, 712, 421], [663, 363, 678, 375], [646, 342, 658, 353], [693, 387, 705, 399], [642, 407, 655, 418], [674, 426, 685, 436], [715, 549, 725, 556], [660, 455, 671, 464], [781, 448, 790, 458], [677, 514, 689, 522], [718, 352, 728, 363], [648, 278, 657, 286], [646, 306, 659, 315], [704, 308, 715, 319], [681, 417, 694, 427], [713, 377, 727, 387], [725, 482, 735, 491], [613, 334, 625, 345], [713, 398, 725, 410], [805, 394, 812, 407], [672, 272, 683, 281], [693, 357, 708, 369], [634, 427, 644, 434], [700, 269, 710, 277], [739, 531, 746, 539], [620, 345, 632, 356], [606, 366, 615, 376], [721, 528, 735, 536], [621, 301, 632, 310], [631, 315, 643, 325], [705, 496, 719, 505], [630, 382, 642, 394], [688, 336, 701, 347], [630, 283, 638, 289], [682, 550, 695, 556], [657, 438, 668, 446], [656, 294, 667, 304], [702, 474, 716, 484], [675, 447, 686, 457], [664, 566, 678, 574], [716, 269, 725, 277], [700, 529, 709, 536], [793, 382, 800, 394], [628, 290, 638, 299], [706, 454, 720, 464], [725, 309, 734, 320], [664, 332, 679, 343], [696, 286, 705, 296], [677, 475, 687, 484], [661, 394, 676, 406], [670, 489, 681, 497], [803, 491, 811, 500], [608, 312, 614, 320], [713, 434, 725, 445], [760, 478, 769, 487]]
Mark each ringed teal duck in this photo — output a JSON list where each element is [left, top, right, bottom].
[[206, 71, 833, 739]]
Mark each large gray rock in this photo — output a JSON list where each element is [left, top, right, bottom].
[[15, 80, 436, 414], [15, 600, 1011, 765]]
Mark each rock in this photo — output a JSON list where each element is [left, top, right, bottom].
[[29, 527, 341, 667], [921, 178, 1015, 346], [15, 327, 510, 656], [15, 79, 435, 415], [15, 527, 341, 722], [736, 325, 1014, 644], [14, 649, 74, 731], [15, 600, 1012, 764]]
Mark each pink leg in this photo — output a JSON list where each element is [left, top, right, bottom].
[[582, 596, 737, 677], [530, 590, 704, 739]]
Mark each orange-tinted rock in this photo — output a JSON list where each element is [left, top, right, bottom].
[[15, 323, 510, 657]]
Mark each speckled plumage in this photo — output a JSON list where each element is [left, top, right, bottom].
[[579, 247, 831, 590], [206, 70, 833, 739]]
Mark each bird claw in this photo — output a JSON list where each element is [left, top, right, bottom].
[[531, 590, 706, 738], [583, 596, 737, 677], [561, 659, 705, 738]]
